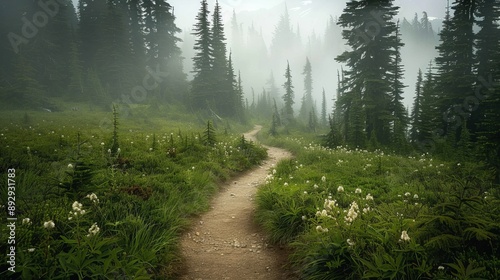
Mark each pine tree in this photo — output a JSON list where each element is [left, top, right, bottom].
[[282, 61, 295, 124], [336, 0, 401, 146], [299, 57, 314, 122], [410, 69, 423, 143], [321, 88, 327, 127], [191, 0, 213, 110], [390, 20, 408, 149], [211, 0, 232, 116], [435, 0, 476, 145]]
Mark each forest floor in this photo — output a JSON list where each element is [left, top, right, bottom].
[[178, 125, 297, 280]]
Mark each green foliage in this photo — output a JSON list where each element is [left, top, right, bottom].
[[203, 121, 217, 146], [255, 133, 500, 280], [0, 109, 267, 279]]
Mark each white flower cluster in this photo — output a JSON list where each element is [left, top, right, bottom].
[[85, 193, 99, 204], [86, 223, 100, 237], [399, 230, 411, 242], [22, 218, 32, 225], [346, 238, 355, 247], [337, 186, 344, 192], [344, 201, 359, 225], [43, 220, 55, 229], [315, 225, 329, 233], [69, 201, 85, 220]]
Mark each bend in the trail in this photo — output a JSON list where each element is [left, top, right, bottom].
[[179, 125, 295, 280]]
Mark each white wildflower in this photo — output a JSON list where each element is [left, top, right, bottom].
[[399, 230, 411, 242], [86, 223, 100, 237], [413, 194, 419, 199], [43, 220, 55, 229], [315, 225, 329, 233], [67, 163, 73, 169], [355, 188, 362, 194], [404, 192, 411, 197], [27, 248, 35, 252], [337, 186, 344, 192], [22, 218, 32, 225], [438, 265, 445, 270], [321, 176, 326, 182], [365, 193, 374, 201], [347, 238, 355, 246], [85, 193, 99, 204]]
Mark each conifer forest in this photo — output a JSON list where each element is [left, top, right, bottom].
[[0, 0, 499, 279]]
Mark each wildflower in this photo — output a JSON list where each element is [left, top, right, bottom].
[[413, 194, 419, 199], [149, 148, 153, 151], [344, 202, 359, 224], [303, 191, 308, 194], [337, 186, 344, 192], [438, 266, 445, 270], [85, 193, 99, 204], [399, 230, 411, 242], [22, 218, 32, 225], [117, 148, 121, 154], [272, 169, 277, 174], [355, 188, 362, 194], [365, 193, 374, 201], [107, 149, 111, 154], [315, 225, 329, 233], [321, 176, 326, 182], [43, 220, 55, 229], [71, 201, 85, 216], [302, 215, 307, 221], [404, 192, 411, 197], [86, 223, 100, 237], [67, 163, 73, 169], [347, 238, 355, 246], [101, 142, 105, 146], [284, 182, 288, 186], [313, 184, 319, 189], [192, 166, 195, 170], [27, 248, 35, 252]]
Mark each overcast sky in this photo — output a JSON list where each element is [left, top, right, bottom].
[[169, 0, 448, 32]]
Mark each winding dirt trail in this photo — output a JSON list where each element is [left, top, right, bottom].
[[179, 125, 295, 280]]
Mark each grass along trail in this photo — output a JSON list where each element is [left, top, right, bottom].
[[179, 125, 295, 280]]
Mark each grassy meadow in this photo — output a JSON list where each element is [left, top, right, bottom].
[[255, 126, 500, 280], [0, 106, 267, 279]]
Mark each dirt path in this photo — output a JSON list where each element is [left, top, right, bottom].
[[178, 125, 294, 280]]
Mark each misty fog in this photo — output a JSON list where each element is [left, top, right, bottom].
[[173, 0, 444, 111]]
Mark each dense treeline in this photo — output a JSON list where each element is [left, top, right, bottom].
[[319, 0, 499, 181], [0, 0, 188, 110]]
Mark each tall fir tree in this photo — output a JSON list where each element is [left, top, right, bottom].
[[299, 57, 314, 122], [410, 69, 423, 143], [336, 0, 401, 147], [321, 88, 328, 127], [211, 0, 233, 116], [282, 61, 295, 124], [191, 0, 213, 111], [435, 0, 476, 146], [390, 20, 408, 149]]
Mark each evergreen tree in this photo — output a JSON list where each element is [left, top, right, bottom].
[[418, 63, 439, 145], [299, 57, 314, 122], [390, 20, 408, 149], [435, 0, 476, 145], [321, 88, 327, 127], [282, 61, 295, 124], [410, 69, 423, 143], [191, 0, 213, 110], [336, 0, 401, 146], [266, 71, 281, 103], [211, 0, 233, 116]]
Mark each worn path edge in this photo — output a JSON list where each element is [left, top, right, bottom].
[[178, 125, 295, 280]]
